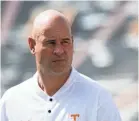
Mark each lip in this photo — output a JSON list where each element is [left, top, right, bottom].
[[52, 59, 65, 62]]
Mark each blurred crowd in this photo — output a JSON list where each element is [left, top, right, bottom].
[[1, 1, 138, 121]]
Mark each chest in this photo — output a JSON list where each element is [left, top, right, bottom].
[[6, 95, 97, 121]]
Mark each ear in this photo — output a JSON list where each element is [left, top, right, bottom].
[[28, 37, 36, 55], [71, 35, 74, 43], [71, 36, 75, 52]]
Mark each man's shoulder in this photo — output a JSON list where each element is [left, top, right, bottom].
[[1, 77, 33, 102], [75, 71, 112, 96], [75, 71, 113, 104], [75, 71, 104, 91]]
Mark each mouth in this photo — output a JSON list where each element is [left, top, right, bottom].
[[52, 59, 65, 62]]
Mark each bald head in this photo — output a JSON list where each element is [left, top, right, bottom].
[[31, 9, 72, 39], [28, 9, 74, 76], [33, 10, 70, 27]]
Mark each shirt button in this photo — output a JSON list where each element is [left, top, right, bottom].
[[49, 98, 53, 101], [48, 110, 51, 113]]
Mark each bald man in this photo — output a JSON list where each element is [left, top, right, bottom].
[[0, 10, 121, 121]]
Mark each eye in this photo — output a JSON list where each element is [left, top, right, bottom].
[[62, 40, 69, 43], [48, 41, 56, 45], [61, 38, 71, 45], [43, 40, 56, 47], [61, 40, 70, 45]]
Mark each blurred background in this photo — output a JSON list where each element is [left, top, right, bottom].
[[1, 1, 138, 121]]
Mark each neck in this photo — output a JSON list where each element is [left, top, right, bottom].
[[37, 68, 72, 96]]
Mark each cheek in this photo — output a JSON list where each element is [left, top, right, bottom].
[[65, 46, 73, 59], [67, 45, 73, 55], [39, 49, 50, 60], [35, 47, 49, 62]]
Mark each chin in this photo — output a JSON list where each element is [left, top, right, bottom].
[[51, 66, 70, 75], [52, 68, 66, 75]]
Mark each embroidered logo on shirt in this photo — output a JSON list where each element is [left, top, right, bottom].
[[70, 114, 80, 121]]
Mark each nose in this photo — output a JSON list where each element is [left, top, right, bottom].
[[53, 44, 64, 56]]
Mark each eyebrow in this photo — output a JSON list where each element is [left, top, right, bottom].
[[43, 37, 71, 43]]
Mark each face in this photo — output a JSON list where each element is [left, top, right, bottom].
[[29, 19, 73, 75]]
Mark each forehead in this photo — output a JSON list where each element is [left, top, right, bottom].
[[34, 15, 72, 39], [36, 21, 71, 40]]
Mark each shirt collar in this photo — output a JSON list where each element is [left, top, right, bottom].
[[31, 67, 78, 100]]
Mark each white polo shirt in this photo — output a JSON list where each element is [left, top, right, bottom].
[[0, 68, 121, 121]]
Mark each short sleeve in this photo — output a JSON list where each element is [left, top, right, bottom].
[[0, 90, 10, 121], [97, 89, 121, 121]]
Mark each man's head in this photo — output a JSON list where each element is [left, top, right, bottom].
[[28, 9, 73, 75]]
